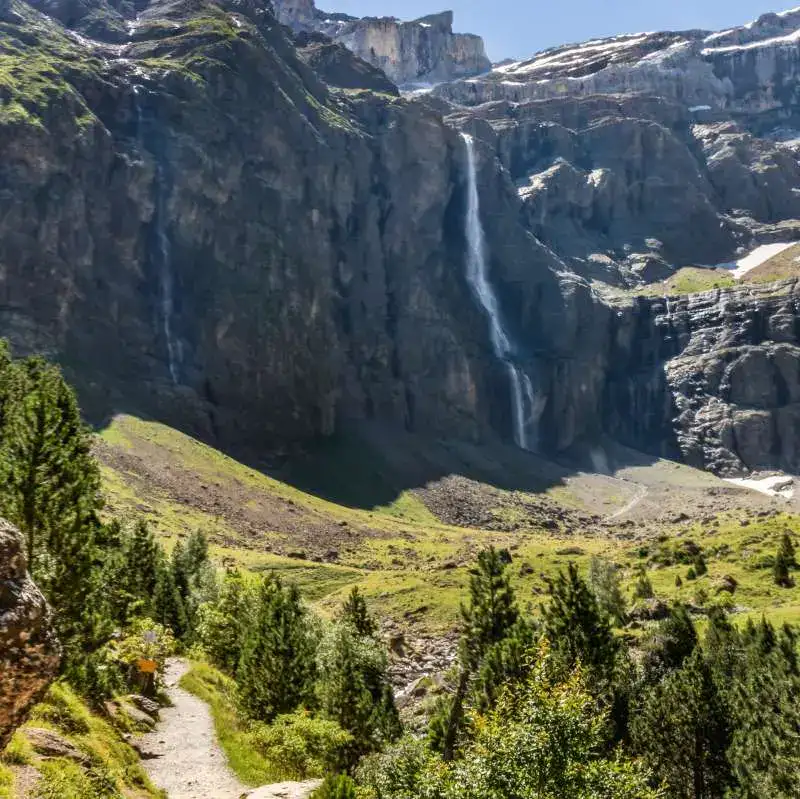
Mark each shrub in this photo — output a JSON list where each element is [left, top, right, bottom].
[[248, 712, 352, 779], [313, 775, 357, 799]]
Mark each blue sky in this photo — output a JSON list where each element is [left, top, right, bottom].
[[324, 1, 799, 60]]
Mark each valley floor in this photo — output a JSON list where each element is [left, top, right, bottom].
[[95, 415, 800, 635]]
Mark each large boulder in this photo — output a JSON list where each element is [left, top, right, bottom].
[[0, 519, 60, 750]]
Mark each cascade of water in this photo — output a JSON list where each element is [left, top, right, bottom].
[[461, 132, 541, 451], [133, 84, 180, 384]]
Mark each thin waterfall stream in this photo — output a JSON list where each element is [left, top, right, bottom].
[[133, 84, 180, 384], [461, 133, 542, 451]]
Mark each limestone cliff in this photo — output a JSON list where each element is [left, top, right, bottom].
[[436, 9, 800, 121], [0, 519, 61, 750], [272, 1, 490, 85]]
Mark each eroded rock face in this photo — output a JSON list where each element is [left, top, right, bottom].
[[0, 519, 60, 750], [604, 281, 800, 475], [273, 1, 490, 85]]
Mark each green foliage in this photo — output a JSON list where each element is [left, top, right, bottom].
[[435, 650, 658, 799], [339, 586, 377, 637], [589, 556, 628, 626], [313, 774, 357, 799], [316, 622, 400, 764], [633, 649, 732, 798], [249, 712, 352, 780], [640, 603, 697, 682], [237, 574, 319, 722], [196, 570, 253, 673], [542, 562, 619, 685], [774, 533, 796, 587], [357, 737, 432, 799], [632, 565, 655, 600], [436, 546, 521, 760], [0, 350, 103, 665]]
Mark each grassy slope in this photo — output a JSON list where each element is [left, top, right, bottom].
[[95, 415, 800, 631], [0, 683, 164, 799]]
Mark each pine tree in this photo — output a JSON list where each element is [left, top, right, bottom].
[[196, 571, 251, 674], [0, 355, 103, 655], [542, 562, 618, 684], [641, 603, 697, 682], [632, 565, 655, 600], [438, 547, 519, 761], [632, 649, 732, 799], [774, 533, 796, 587], [588, 556, 627, 626], [123, 521, 162, 617], [237, 574, 318, 721], [317, 622, 400, 765], [339, 586, 377, 637]]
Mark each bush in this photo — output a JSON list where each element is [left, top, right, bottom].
[[313, 775, 357, 799], [248, 712, 352, 779], [356, 737, 431, 799]]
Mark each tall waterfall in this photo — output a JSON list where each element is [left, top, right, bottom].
[[461, 133, 541, 451], [134, 85, 180, 384]]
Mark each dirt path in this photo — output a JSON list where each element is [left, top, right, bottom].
[[604, 482, 648, 521], [139, 658, 248, 799]]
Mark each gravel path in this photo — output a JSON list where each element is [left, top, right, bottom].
[[139, 658, 248, 799]]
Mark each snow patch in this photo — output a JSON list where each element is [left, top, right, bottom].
[[727, 242, 796, 278], [703, 27, 800, 55], [725, 474, 795, 500]]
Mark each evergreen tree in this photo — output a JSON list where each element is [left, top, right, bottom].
[[588, 556, 627, 626], [632, 565, 655, 601], [438, 547, 519, 761], [774, 533, 796, 587], [196, 571, 252, 674], [542, 562, 619, 684], [339, 586, 377, 638], [640, 603, 697, 682], [123, 521, 162, 617], [727, 635, 800, 798], [237, 574, 318, 721], [317, 622, 400, 765], [632, 649, 731, 799], [0, 354, 103, 659]]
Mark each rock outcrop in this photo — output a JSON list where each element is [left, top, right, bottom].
[[435, 8, 800, 119], [604, 281, 800, 475], [0, 519, 61, 750], [272, 1, 490, 85]]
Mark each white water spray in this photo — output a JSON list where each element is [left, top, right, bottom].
[[461, 133, 542, 450]]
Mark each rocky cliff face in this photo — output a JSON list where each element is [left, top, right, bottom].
[[272, 1, 490, 86], [3, 0, 800, 477], [604, 280, 800, 476], [0, 0, 566, 452], [0, 519, 61, 750], [435, 9, 800, 118]]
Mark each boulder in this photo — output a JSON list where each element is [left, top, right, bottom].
[[24, 727, 89, 765], [0, 519, 60, 751]]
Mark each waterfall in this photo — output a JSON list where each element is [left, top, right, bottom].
[[156, 169, 180, 385], [461, 133, 541, 451], [133, 84, 180, 384]]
